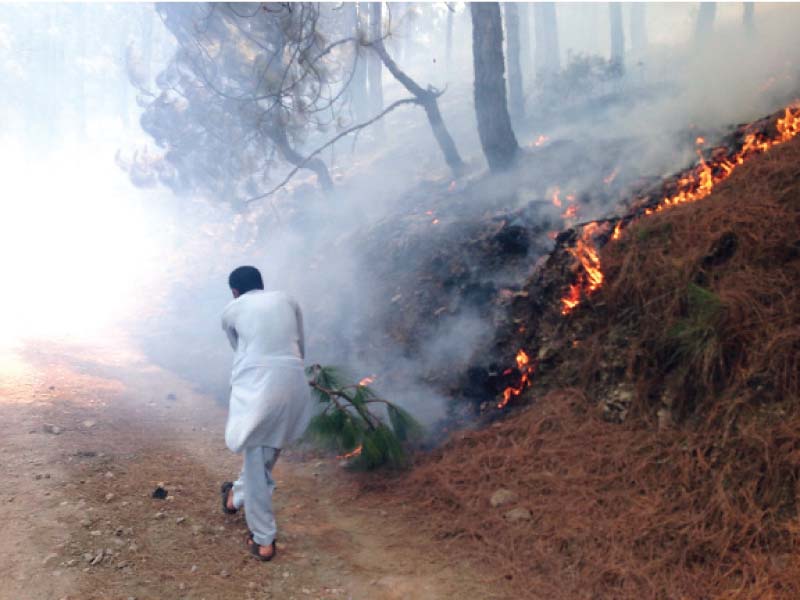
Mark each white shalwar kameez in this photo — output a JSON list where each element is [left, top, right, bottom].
[[221, 289, 314, 547]]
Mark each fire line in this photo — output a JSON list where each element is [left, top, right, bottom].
[[497, 104, 800, 410]]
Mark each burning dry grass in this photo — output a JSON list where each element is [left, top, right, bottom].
[[386, 133, 800, 598]]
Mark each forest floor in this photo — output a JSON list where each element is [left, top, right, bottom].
[[0, 337, 504, 600]]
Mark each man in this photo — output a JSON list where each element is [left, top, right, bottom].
[[218, 265, 314, 561]]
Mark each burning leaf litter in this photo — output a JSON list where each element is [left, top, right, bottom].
[[495, 102, 800, 410], [561, 103, 800, 315]]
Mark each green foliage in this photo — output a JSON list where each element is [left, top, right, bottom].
[[635, 221, 674, 243], [667, 283, 723, 373], [305, 365, 424, 470]]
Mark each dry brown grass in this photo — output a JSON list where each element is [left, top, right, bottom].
[[384, 134, 800, 599]]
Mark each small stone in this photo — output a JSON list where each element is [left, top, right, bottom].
[[89, 530, 102, 536], [43, 424, 62, 435], [178, 583, 185, 590], [153, 512, 165, 520], [282, 571, 290, 579], [219, 569, 230, 578], [82, 553, 94, 563], [489, 488, 517, 508], [80, 519, 92, 528], [657, 407, 674, 431], [117, 561, 129, 569], [105, 493, 115, 502], [128, 543, 138, 552], [114, 527, 124, 536], [66, 559, 78, 567], [83, 420, 96, 429], [190, 565, 198, 573], [42, 553, 59, 566], [104, 471, 114, 479], [90, 550, 104, 566], [175, 516, 186, 524], [504, 507, 533, 521]]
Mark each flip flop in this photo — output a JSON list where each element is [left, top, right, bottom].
[[248, 538, 277, 562], [219, 481, 238, 515]]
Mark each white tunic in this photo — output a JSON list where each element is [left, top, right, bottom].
[[221, 290, 314, 452]]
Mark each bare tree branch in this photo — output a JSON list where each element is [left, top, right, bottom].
[[244, 97, 419, 204]]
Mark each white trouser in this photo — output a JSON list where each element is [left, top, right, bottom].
[[231, 446, 281, 546]]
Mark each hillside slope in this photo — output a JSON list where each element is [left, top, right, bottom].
[[388, 125, 800, 599]]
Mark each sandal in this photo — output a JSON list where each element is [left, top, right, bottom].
[[248, 537, 277, 562], [219, 481, 237, 515]]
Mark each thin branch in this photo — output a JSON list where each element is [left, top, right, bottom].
[[244, 97, 419, 203]]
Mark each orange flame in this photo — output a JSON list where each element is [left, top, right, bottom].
[[560, 104, 800, 315], [337, 445, 363, 459], [695, 136, 705, 146], [644, 106, 800, 216], [358, 375, 376, 386], [611, 221, 624, 241], [552, 187, 562, 208], [562, 205, 578, 220], [498, 349, 534, 409], [560, 222, 605, 315]]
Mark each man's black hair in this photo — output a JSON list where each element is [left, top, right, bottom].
[[228, 266, 264, 295]]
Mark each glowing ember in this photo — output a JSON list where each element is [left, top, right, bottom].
[[337, 445, 363, 459], [498, 349, 534, 409], [432, 218, 440, 225], [695, 136, 705, 146], [603, 168, 619, 185], [562, 205, 578, 220], [358, 375, 376, 386], [533, 134, 549, 147], [551, 187, 562, 208]]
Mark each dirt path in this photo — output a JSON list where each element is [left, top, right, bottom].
[[0, 339, 499, 600]]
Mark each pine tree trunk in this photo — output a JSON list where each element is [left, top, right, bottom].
[[533, 2, 560, 78], [694, 2, 716, 45], [518, 3, 531, 79], [609, 3, 624, 68], [470, 2, 519, 172], [503, 3, 524, 121], [743, 2, 755, 35], [446, 5, 454, 70], [350, 3, 369, 122], [630, 3, 648, 56], [367, 2, 384, 115]]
